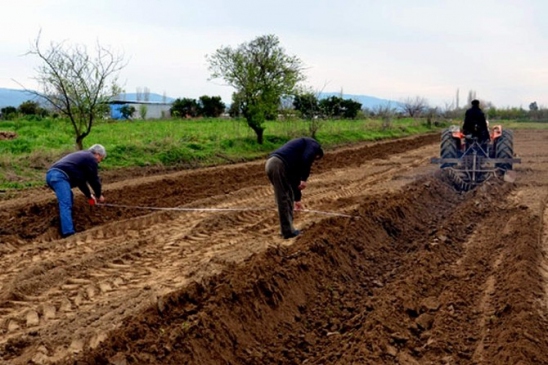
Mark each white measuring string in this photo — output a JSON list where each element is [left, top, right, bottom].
[[96, 203, 355, 218]]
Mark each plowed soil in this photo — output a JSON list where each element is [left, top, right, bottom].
[[1, 129, 547, 365]]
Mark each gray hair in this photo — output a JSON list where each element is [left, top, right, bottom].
[[89, 144, 107, 158]]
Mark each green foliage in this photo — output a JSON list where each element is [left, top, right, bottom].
[[139, 104, 148, 119], [293, 93, 319, 119], [1, 106, 18, 120], [171, 98, 200, 118], [341, 99, 362, 119], [0, 138, 32, 154], [11, 115, 547, 191], [156, 142, 211, 165], [487, 106, 529, 121], [207, 34, 305, 144], [319, 96, 342, 117], [318, 96, 361, 119], [228, 92, 244, 118], [157, 148, 185, 165], [199, 95, 225, 117], [19, 100, 42, 116], [119, 105, 136, 120], [21, 114, 46, 122]]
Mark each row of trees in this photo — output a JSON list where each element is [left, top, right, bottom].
[[1, 100, 50, 120], [6, 93, 546, 123], [170, 96, 225, 118], [292, 94, 362, 119]]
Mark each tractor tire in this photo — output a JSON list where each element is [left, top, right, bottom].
[[495, 129, 514, 171], [440, 128, 459, 168]]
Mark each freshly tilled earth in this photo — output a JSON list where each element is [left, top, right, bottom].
[[0, 130, 547, 365]]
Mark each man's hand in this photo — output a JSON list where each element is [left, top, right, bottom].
[[97, 195, 105, 203], [294, 201, 304, 211], [298, 181, 307, 190]]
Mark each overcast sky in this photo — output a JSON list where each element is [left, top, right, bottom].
[[1, 0, 546, 108]]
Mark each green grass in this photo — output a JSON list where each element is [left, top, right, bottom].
[[1, 116, 541, 190], [492, 120, 548, 130]]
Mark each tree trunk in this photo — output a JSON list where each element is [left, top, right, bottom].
[[246, 116, 265, 145], [249, 125, 264, 144], [256, 129, 264, 144], [76, 135, 84, 150]]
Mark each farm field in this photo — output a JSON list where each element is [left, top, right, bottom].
[[0, 129, 547, 364]]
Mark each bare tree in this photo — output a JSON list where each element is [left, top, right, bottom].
[[400, 96, 429, 117], [27, 31, 126, 149], [373, 102, 397, 130]]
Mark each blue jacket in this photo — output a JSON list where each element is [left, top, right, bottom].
[[270, 137, 323, 201], [49, 151, 102, 198]]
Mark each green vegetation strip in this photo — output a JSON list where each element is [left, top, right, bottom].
[[0, 117, 543, 190]]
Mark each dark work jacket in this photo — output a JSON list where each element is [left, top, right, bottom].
[[269, 137, 322, 201], [49, 151, 102, 198], [463, 106, 489, 141]]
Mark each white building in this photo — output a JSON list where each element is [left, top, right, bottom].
[[109, 100, 172, 120]]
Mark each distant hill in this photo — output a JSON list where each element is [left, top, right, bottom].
[[0, 88, 44, 108], [319, 92, 401, 110]]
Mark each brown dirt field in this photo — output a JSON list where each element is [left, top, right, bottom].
[[1, 130, 547, 365]]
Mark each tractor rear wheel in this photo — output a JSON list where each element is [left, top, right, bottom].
[[440, 128, 459, 168], [495, 129, 514, 171]]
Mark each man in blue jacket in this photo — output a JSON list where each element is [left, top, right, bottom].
[[265, 137, 323, 239], [46, 144, 107, 238]]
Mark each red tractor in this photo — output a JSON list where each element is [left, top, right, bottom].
[[431, 124, 521, 190]]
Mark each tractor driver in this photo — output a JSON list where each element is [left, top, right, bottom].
[[462, 99, 489, 143]]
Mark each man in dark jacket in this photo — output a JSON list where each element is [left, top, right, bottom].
[[265, 137, 323, 239], [463, 99, 489, 143], [46, 144, 107, 238]]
